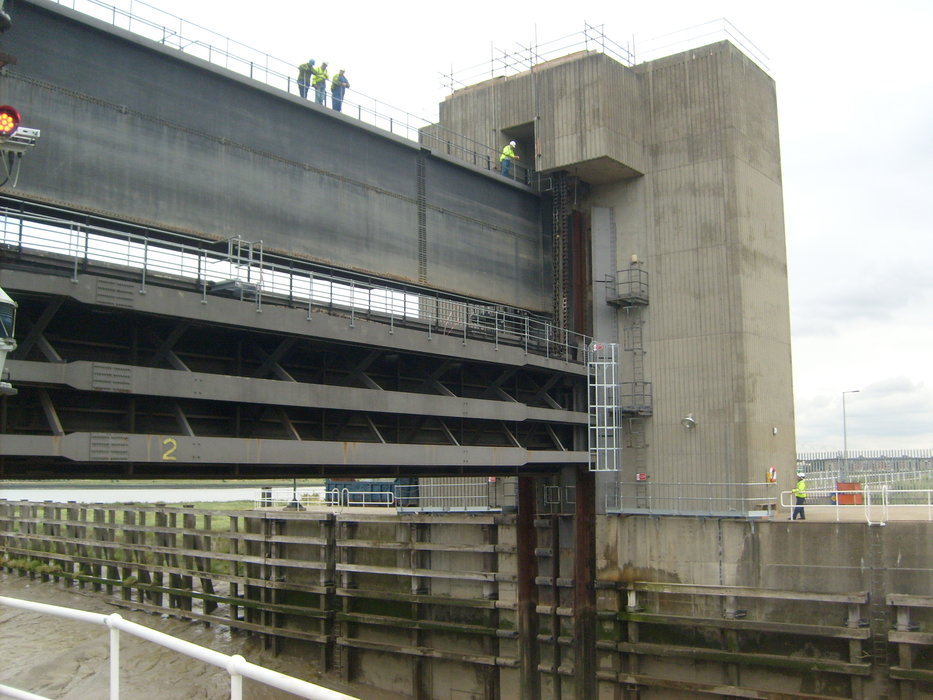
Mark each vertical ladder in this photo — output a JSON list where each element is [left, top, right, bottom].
[[226, 237, 265, 305], [623, 319, 646, 388], [627, 417, 649, 508], [623, 314, 649, 508]]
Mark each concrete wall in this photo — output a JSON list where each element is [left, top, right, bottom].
[[0, 0, 550, 311], [611, 43, 794, 492], [438, 42, 796, 499], [439, 52, 646, 180], [600, 516, 932, 596]]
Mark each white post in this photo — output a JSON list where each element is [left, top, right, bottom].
[[108, 613, 122, 700], [228, 655, 245, 700]]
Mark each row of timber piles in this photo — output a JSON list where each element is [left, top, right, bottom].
[[0, 500, 932, 699]]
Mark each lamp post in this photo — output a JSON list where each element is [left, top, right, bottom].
[[842, 390, 860, 478]]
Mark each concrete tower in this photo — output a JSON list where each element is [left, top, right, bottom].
[[436, 41, 796, 508]]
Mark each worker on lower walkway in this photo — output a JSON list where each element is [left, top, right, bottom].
[[791, 471, 807, 520], [500, 140, 518, 178]]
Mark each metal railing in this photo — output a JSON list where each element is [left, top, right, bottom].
[[796, 469, 933, 494], [797, 451, 933, 482], [780, 487, 933, 525], [605, 482, 779, 517], [441, 19, 769, 91], [0, 595, 357, 700], [0, 207, 589, 363], [255, 486, 325, 510], [46, 4, 770, 183], [395, 479, 514, 512], [325, 488, 397, 509], [45, 0, 520, 180], [252, 480, 515, 513]]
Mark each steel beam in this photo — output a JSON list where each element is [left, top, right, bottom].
[[0, 433, 587, 467], [574, 465, 597, 698], [517, 475, 540, 699], [0, 268, 586, 376]]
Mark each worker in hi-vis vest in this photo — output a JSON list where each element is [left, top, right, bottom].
[[311, 62, 329, 105], [791, 471, 807, 520], [297, 59, 315, 99], [499, 140, 518, 178], [330, 69, 350, 112]]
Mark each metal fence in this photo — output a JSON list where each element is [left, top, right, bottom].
[[0, 595, 357, 700], [605, 482, 779, 517], [800, 469, 933, 494], [440, 19, 769, 90], [252, 480, 515, 513], [797, 451, 933, 481], [780, 486, 933, 526], [0, 206, 589, 363], [254, 486, 326, 510]]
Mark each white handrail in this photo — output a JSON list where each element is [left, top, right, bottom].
[[0, 685, 50, 700], [0, 596, 358, 700], [778, 487, 933, 525]]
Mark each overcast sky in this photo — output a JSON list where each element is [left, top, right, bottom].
[[85, 0, 933, 453]]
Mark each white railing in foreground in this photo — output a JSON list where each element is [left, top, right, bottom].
[[0, 596, 357, 700], [779, 487, 933, 525]]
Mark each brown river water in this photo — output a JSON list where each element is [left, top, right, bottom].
[[0, 572, 407, 700]]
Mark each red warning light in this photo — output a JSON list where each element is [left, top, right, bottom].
[[0, 106, 21, 138]]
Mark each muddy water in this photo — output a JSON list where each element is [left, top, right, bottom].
[[0, 572, 404, 700]]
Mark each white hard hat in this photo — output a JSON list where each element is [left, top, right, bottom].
[[509, 140, 516, 147], [796, 471, 805, 477]]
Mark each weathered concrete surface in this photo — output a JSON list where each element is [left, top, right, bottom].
[[438, 43, 796, 503], [599, 515, 932, 594]]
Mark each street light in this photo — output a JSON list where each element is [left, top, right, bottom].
[[842, 390, 860, 478]]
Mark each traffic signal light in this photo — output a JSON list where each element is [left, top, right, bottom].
[[0, 106, 21, 138]]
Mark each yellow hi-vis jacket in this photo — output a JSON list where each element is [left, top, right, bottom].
[[312, 65, 329, 86], [499, 144, 516, 162], [792, 478, 806, 498]]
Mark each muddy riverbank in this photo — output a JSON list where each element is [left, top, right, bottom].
[[0, 572, 404, 700]]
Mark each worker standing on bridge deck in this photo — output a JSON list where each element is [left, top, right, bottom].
[[500, 140, 518, 178], [297, 59, 315, 99], [312, 62, 329, 105], [791, 471, 807, 520], [331, 69, 350, 112]]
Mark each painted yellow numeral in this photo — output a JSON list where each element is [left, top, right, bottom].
[[162, 437, 178, 461]]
